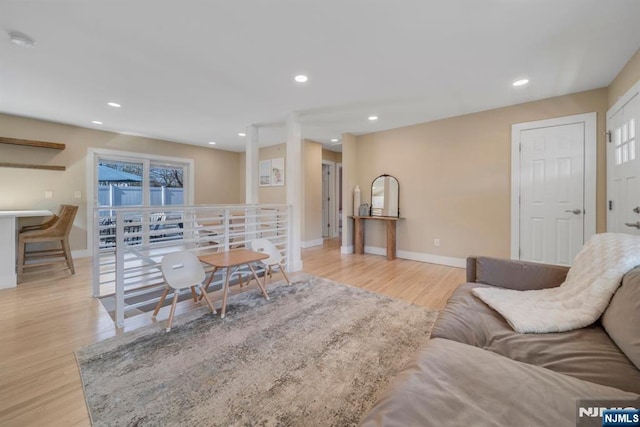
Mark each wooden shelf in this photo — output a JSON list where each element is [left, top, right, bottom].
[[0, 162, 66, 171], [0, 136, 67, 171], [0, 136, 66, 150]]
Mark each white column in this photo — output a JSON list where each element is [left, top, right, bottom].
[[286, 113, 303, 271], [245, 125, 259, 204], [341, 133, 357, 254]]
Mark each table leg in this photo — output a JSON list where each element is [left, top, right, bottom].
[[221, 267, 232, 319], [386, 220, 397, 260], [247, 262, 270, 300], [199, 266, 217, 301], [354, 217, 364, 254]]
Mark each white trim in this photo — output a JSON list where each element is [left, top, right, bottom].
[[71, 249, 92, 259], [86, 147, 195, 257], [335, 163, 342, 238], [363, 245, 466, 268], [301, 238, 324, 248], [321, 160, 336, 238], [510, 112, 597, 260], [341, 245, 353, 254]]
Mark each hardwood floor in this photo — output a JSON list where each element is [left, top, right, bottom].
[[0, 238, 464, 426]]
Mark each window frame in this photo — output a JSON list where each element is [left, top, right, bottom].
[[86, 148, 195, 255]]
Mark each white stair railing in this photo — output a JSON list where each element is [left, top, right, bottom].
[[92, 204, 289, 327]]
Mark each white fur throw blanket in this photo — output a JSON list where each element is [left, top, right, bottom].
[[472, 233, 640, 333]]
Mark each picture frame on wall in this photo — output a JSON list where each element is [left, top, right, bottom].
[[259, 160, 271, 186], [271, 157, 285, 186]]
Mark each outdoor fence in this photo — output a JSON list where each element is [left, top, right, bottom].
[[92, 204, 290, 327], [98, 185, 184, 208]]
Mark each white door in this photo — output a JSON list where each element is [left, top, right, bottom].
[[513, 113, 596, 266], [607, 90, 640, 235]]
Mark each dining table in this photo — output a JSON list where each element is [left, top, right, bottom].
[[0, 209, 53, 288], [198, 249, 270, 318]]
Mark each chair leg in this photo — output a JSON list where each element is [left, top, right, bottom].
[[152, 287, 170, 319], [198, 285, 217, 314], [190, 286, 198, 302], [17, 237, 26, 280], [62, 238, 75, 274], [166, 292, 179, 332], [278, 263, 291, 285]]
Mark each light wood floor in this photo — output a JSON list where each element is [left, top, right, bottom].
[[0, 238, 464, 426]]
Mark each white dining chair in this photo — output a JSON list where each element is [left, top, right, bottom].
[[250, 238, 291, 286], [152, 251, 216, 332]]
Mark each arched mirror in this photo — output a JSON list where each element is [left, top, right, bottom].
[[370, 174, 399, 217]]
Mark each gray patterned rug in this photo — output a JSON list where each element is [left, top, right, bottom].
[[76, 273, 438, 426]]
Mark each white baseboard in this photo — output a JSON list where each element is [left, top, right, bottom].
[[72, 249, 92, 259], [363, 245, 466, 268], [301, 239, 323, 249], [288, 259, 304, 272], [341, 245, 353, 254]]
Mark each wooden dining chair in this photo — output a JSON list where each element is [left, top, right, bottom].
[[17, 205, 78, 282]]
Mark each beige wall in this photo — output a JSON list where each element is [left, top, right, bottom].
[[0, 113, 242, 252], [322, 149, 342, 164], [341, 133, 358, 249], [303, 140, 322, 243], [608, 48, 640, 108], [257, 144, 287, 204], [354, 88, 609, 259]]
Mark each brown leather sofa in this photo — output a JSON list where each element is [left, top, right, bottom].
[[361, 257, 640, 426]]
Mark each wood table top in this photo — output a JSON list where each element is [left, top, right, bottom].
[[198, 249, 269, 268]]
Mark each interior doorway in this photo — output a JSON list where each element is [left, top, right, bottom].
[[322, 163, 331, 237], [511, 113, 596, 266]]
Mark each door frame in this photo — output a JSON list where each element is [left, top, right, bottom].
[[335, 162, 343, 238], [510, 112, 597, 260], [606, 79, 640, 231], [321, 160, 336, 238]]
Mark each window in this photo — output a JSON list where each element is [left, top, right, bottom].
[[94, 154, 191, 208]]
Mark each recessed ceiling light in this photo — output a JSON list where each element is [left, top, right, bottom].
[[238, 133, 246, 137], [512, 79, 529, 87], [294, 74, 308, 83], [368, 115, 378, 121], [92, 120, 103, 125], [331, 138, 339, 142], [107, 102, 121, 108], [8, 31, 36, 48], [208, 141, 216, 145]]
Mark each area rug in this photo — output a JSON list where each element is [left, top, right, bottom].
[[76, 273, 438, 426]]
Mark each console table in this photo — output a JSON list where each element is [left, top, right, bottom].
[[350, 216, 404, 260], [0, 210, 53, 288]]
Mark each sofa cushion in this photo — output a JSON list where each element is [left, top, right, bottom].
[[361, 338, 639, 427], [602, 266, 640, 370], [431, 282, 640, 393]]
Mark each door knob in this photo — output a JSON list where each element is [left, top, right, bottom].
[[564, 209, 582, 215], [633, 206, 640, 214], [625, 222, 640, 229]]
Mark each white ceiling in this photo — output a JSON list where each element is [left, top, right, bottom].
[[1, 1, 640, 153]]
